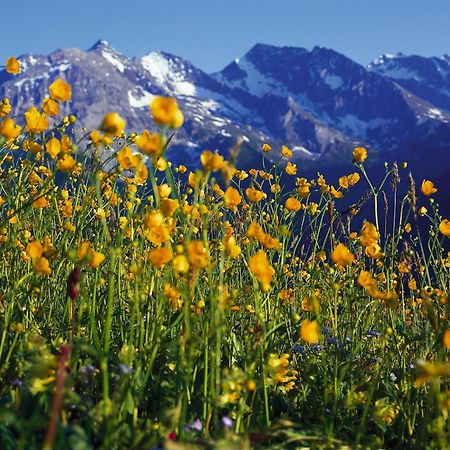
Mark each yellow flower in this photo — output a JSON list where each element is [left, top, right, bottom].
[[100, 112, 126, 137], [33, 256, 52, 276], [439, 219, 450, 237], [77, 241, 105, 268], [223, 234, 241, 259], [117, 146, 139, 170], [32, 193, 47, 209], [418, 206, 427, 216], [160, 198, 179, 217], [404, 223, 412, 233], [136, 130, 164, 157], [300, 319, 320, 344], [346, 172, 360, 186], [5, 57, 20, 75], [148, 247, 172, 268], [262, 143, 271, 152], [57, 154, 77, 172], [285, 162, 297, 175], [443, 330, 450, 349], [365, 243, 384, 259], [331, 243, 355, 267], [353, 146, 367, 163], [246, 187, 266, 203], [24, 107, 48, 133], [338, 176, 349, 189], [88, 250, 105, 269], [357, 271, 376, 290], [150, 96, 184, 128], [45, 137, 61, 158], [42, 98, 59, 116], [26, 241, 44, 259], [223, 187, 242, 208], [331, 186, 343, 199], [248, 250, 275, 291], [187, 241, 209, 269], [0, 98, 11, 117], [360, 221, 379, 247], [200, 150, 226, 172], [49, 79, 72, 102], [284, 197, 302, 212], [134, 161, 148, 185], [0, 118, 21, 140], [421, 179, 437, 196], [173, 254, 189, 274], [281, 145, 293, 159]]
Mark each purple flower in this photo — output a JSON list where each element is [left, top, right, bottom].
[[80, 364, 95, 375], [12, 378, 22, 388], [311, 344, 321, 353], [191, 419, 203, 432], [293, 344, 305, 354], [119, 364, 133, 375], [366, 330, 380, 338], [222, 416, 234, 428]]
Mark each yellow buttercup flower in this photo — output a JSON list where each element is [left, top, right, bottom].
[[223, 234, 241, 259], [148, 247, 172, 268], [24, 107, 48, 133], [117, 146, 139, 170], [353, 146, 367, 163], [262, 143, 271, 152], [285, 162, 297, 175], [0, 118, 21, 140], [443, 330, 450, 349], [187, 241, 209, 269], [331, 243, 355, 267], [200, 150, 226, 172], [360, 221, 379, 247], [284, 197, 301, 212], [439, 219, 450, 237], [88, 250, 105, 269], [0, 98, 11, 117], [136, 130, 164, 157], [5, 57, 20, 75], [150, 96, 183, 129], [100, 112, 126, 137], [134, 161, 148, 185], [248, 250, 275, 292], [246, 187, 266, 203], [46, 138, 61, 159], [42, 98, 59, 116], [57, 154, 77, 173], [26, 241, 44, 259], [281, 145, 293, 159], [49, 79, 72, 102], [33, 256, 51, 276], [173, 254, 189, 274], [300, 319, 320, 344], [421, 179, 437, 196], [223, 187, 242, 208], [357, 271, 377, 290]]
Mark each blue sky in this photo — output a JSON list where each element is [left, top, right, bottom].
[[2, 0, 449, 72]]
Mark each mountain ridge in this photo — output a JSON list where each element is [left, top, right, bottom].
[[1, 40, 450, 174]]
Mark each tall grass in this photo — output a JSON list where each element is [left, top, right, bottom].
[[0, 75, 449, 449]]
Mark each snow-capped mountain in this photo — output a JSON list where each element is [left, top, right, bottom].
[[1, 40, 450, 173], [368, 53, 450, 115]]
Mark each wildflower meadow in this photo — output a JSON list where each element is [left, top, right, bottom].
[[0, 57, 450, 449]]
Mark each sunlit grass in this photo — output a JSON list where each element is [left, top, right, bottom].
[[0, 63, 449, 449]]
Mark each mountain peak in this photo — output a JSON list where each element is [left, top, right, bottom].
[[88, 39, 116, 53]]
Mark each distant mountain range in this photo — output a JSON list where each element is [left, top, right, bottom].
[[1, 40, 450, 180]]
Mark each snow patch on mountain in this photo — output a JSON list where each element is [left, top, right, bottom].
[[323, 74, 343, 90], [102, 50, 125, 72], [128, 88, 154, 108], [223, 56, 287, 97]]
